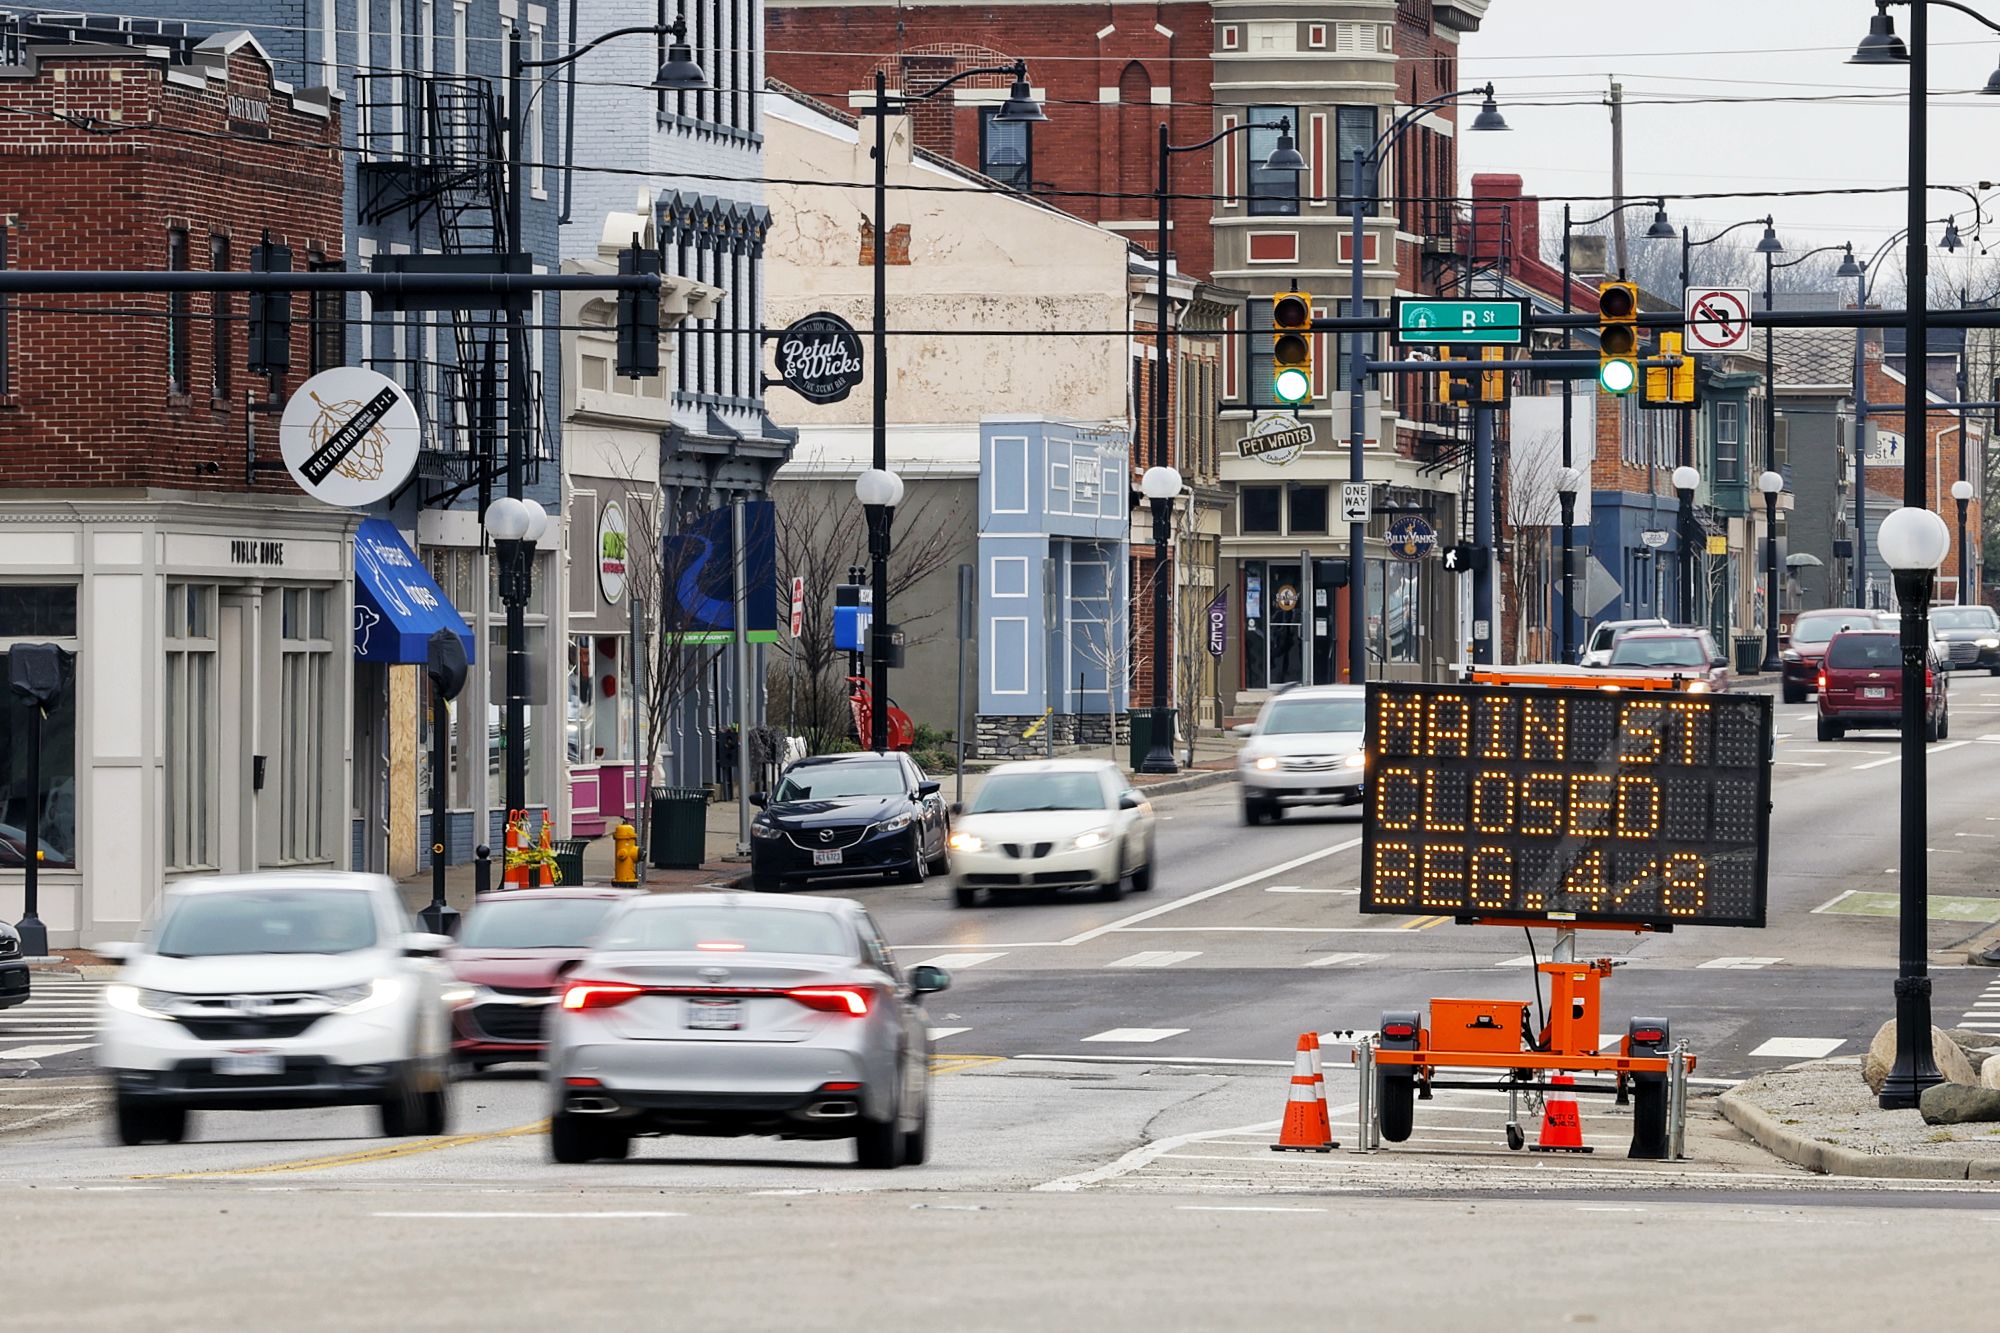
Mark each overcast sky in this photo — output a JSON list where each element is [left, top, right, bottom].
[[1458, 1, 2000, 284]]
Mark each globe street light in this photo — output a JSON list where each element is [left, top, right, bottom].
[[1952, 477, 1976, 600], [1876, 503, 1953, 1110], [1758, 471, 1786, 672], [1673, 465, 1701, 626], [1555, 466, 1585, 657], [1138, 464, 1183, 774], [485, 495, 549, 821]]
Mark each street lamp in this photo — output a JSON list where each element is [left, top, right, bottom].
[[1138, 464, 1183, 774], [854, 468, 904, 752], [1555, 466, 1585, 658], [1559, 196, 1674, 661], [1347, 83, 1508, 684], [1952, 477, 1976, 599], [860, 62, 1044, 748], [1876, 502, 1953, 1110], [484, 495, 549, 819], [1758, 471, 1786, 672], [1672, 465, 1702, 627]]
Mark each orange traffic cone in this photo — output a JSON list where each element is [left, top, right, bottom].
[[504, 809, 528, 888], [1272, 1033, 1338, 1153], [1530, 1074, 1592, 1154]]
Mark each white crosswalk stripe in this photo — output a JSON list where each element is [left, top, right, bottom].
[[1750, 1037, 1846, 1059], [1696, 957, 1783, 970], [917, 952, 1007, 970], [1305, 952, 1383, 968], [1081, 1027, 1186, 1043], [0, 979, 104, 1049], [1959, 976, 2000, 1032], [1106, 951, 1201, 969]]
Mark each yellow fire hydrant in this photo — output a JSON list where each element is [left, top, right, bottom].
[[612, 821, 640, 888]]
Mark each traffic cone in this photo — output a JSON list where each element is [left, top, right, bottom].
[[1272, 1033, 1338, 1153], [504, 809, 528, 888], [1530, 1074, 1592, 1154]]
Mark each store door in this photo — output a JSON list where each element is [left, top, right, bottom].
[[218, 599, 249, 874], [1241, 560, 1304, 691], [353, 662, 389, 873]]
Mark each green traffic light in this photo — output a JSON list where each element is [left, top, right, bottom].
[[1274, 367, 1312, 404], [1598, 359, 1637, 395]]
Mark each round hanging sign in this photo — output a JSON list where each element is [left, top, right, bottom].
[[598, 500, 629, 606], [278, 367, 422, 508], [776, 312, 865, 404]]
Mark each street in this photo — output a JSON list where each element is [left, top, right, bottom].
[[7, 688, 2000, 1327]]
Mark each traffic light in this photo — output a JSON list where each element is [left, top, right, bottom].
[[1597, 280, 1640, 395], [247, 238, 293, 375], [1271, 291, 1312, 405], [1646, 330, 1695, 406], [1436, 348, 1478, 404], [1479, 345, 1508, 404], [616, 243, 663, 378], [1442, 544, 1488, 575]]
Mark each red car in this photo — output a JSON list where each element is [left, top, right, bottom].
[[446, 887, 639, 1071], [1816, 630, 1949, 742], [1780, 607, 1887, 703]]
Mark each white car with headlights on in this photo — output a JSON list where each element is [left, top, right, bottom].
[[1235, 685, 1367, 824], [945, 759, 1155, 907], [96, 872, 455, 1146]]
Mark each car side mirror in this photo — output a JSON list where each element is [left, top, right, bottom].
[[1230, 723, 1255, 738], [1711, 657, 1729, 670], [402, 932, 454, 958], [917, 780, 941, 798], [93, 940, 136, 965], [749, 791, 767, 808], [910, 964, 950, 995], [1118, 791, 1141, 810]]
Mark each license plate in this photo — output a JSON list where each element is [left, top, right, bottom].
[[216, 1052, 283, 1077], [687, 999, 741, 1031], [812, 849, 843, 867], [1862, 686, 1887, 699]]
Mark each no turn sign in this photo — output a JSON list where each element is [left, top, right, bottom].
[[1684, 287, 1752, 353]]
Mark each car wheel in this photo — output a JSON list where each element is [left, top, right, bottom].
[[901, 1093, 929, 1166], [750, 870, 782, 893], [855, 1088, 903, 1170], [1097, 873, 1126, 903], [1241, 799, 1268, 826], [951, 885, 979, 908], [113, 1095, 186, 1146], [412, 1082, 450, 1137], [1927, 710, 1943, 743], [549, 1110, 623, 1164], [1817, 716, 1839, 742], [1781, 682, 1805, 705], [1131, 851, 1155, 894], [1940, 706, 1951, 741], [1377, 1071, 1416, 1144], [897, 832, 926, 885], [378, 1075, 424, 1138], [1990, 665, 2000, 677]]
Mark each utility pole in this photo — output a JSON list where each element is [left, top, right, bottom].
[[1609, 79, 1629, 278], [1473, 403, 1496, 665]]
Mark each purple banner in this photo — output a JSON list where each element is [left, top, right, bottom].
[[1206, 588, 1229, 658]]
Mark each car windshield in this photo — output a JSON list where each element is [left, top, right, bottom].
[[1931, 607, 1998, 631], [1826, 634, 1899, 669], [459, 897, 618, 949], [970, 771, 1106, 814], [1261, 698, 1366, 735], [772, 762, 905, 802], [154, 889, 379, 958], [1610, 635, 1708, 668], [1792, 612, 1872, 645], [598, 904, 850, 956]]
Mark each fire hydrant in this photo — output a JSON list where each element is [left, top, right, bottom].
[[612, 821, 640, 887]]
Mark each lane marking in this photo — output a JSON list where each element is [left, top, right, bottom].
[[1265, 885, 1358, 895], [1059, 839, 1363, 946], [916, 952, 1006, 970], [1017, 1053, 1291, 1068], [1399, 915, 1448, 931], [930, 1054, 1007, 1076], [374, 1211, 687, 1220], [1854, 739, 1972, 771], [1081, 1028, 1187, 1043], [133, 1119, 550, 1180], [1036, 1114, 1309, 1192], [0, 1042, 95, 1059], [1106, 950, 1202, 969], [1176, 1205, 1328, 1214], [1696, 957, 1783, 970], [927, 1026, 971, 1040], [1750, 1037, 1846, 1059], [1306, 952, 1383, 968], [1111, 925, 1410, 934]]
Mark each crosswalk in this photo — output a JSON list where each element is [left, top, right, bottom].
[[1957, 974, 2000, 1037], [916, 949, 1786, 972], [0, 976, 102, 1062]]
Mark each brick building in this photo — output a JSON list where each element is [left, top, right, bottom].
[[0, 24, 348, 942]]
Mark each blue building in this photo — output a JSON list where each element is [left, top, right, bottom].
[[975, 419, 1131, 757]]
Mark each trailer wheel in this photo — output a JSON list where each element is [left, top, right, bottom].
[[1505, 1122, 1526, 1152], [1377, 1070, 1416, 1143], [1629, 1078, 1669, 1160]]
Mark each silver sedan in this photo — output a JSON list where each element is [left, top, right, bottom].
[[545, 893, 946, 1168]]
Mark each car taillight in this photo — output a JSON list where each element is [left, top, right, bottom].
[[1381, 1021, 1417, 1040], [788, 986, 873, 1016], [1927, 668, 1935, 689], [564, 1076, 603, 1088], [561, 980, 645, 1011], [819, 1081, 862, 1092], [1817, 672, 1827, 691]]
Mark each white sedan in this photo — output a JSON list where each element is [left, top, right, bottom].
[[1235, 685, 1367, 824], [946, 760, 1156, 907]]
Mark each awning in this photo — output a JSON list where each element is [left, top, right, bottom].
[[353, 518, 476, 665]]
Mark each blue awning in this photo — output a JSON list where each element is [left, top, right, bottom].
[[353, 519, 476, 665]]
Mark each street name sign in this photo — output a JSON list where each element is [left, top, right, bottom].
[[1684, 287, 1752, 353], [1393, 299, 1525, 346], [1358, 682, 1772, 929]]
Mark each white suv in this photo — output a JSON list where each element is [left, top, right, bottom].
[[97, 872, 455, 1146], [1235, 685, 1368, 824]]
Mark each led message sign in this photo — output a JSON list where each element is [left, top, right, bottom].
[[1359, 683, 1771, 929]]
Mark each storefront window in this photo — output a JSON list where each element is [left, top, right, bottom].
[[279, 587, 333, 862], [0, 647, 77, 871], [164, 584, 217, 870], [1366, 559, 1422, 666]]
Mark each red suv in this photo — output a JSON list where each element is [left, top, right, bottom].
[[1816, 630, 1948, 742], [1781, 608, 1885, 704]]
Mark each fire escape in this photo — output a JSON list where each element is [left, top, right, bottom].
[[354, 73, 544, 506]]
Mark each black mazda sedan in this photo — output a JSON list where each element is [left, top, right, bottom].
[[748, 752, 950, 891]]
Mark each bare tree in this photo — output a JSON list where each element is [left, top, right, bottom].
[[1174, 577, 1221, 767], [1505, 428, 1563, 664]]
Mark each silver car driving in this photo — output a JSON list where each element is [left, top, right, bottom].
[[545, 893, 946, 1168]]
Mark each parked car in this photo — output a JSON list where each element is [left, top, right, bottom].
[[1579, 617, 1670, 668], [96, 872, 455, 1146], [944, 759, 1156, 908], [545, 892, 945, 1168], [1235, 684, 1367, 824], [748, 752, 950, 891], [1817, 629, 1949, 741], [0, 921, 26, 1010], [1606, 627, 1731, 691], [446, 887, 639, 1072], [1780, 607, 1889, 703], [1927, 604, 2000, 675]]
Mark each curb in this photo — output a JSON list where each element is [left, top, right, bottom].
[[1132, 768, 1237, 801], [1716, 1078, 2000, 1182]]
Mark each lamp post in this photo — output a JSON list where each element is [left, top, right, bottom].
[[1673, 465, 1701, 626], [1560, 198, 1673, 660], [1348, 84, 1507, 684], [1554, 466, 1585, 657], [854, 467, 904, 752], [862, 64, 1044, 748], [1758, 470, 1786, 671], [1953, 477, 1976, 599], [505, 18, 705, 813], [484, 496, 549, 819], [1138, 465, 1184, 773]]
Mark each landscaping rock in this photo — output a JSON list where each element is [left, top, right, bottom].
[[1919, 1082, 2000, 1125], [1942, 1028, 2000, 1057], [1983, 1055, 2000, 1091], [1862, 1020, 1977, 1094]]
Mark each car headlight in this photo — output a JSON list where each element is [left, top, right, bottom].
[[1253, 756, 1279, 771], [104, 983, 173, 1020], [439, 982, 493, 1008], [1070, 828, 1111, 850], [1686, 681, 1710, 693], [326, 977, 405, 1014], [947, 830, 983, 853], [1780, 649, 1801, 662], [877, 813, 912, 834], [1978, 638, 1999, 649], [1345, 751, 1367, 769], [749, 820, 783, 840]]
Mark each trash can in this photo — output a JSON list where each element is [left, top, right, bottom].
[[1734, 635, 1764, 675], [551, 839, 588, 887], [650, 787, 708, 869], [1126, 712, 1151, 774]]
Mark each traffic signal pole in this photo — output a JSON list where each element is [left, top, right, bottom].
[[1346, 149, 1370, 686], [1472, 403, 1496, 666]]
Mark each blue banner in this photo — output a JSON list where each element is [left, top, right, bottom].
[[662, 500, 778, 643]]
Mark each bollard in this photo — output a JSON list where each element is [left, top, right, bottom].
[[473, 843, 492, 897], [612, 822, 640, 888]]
